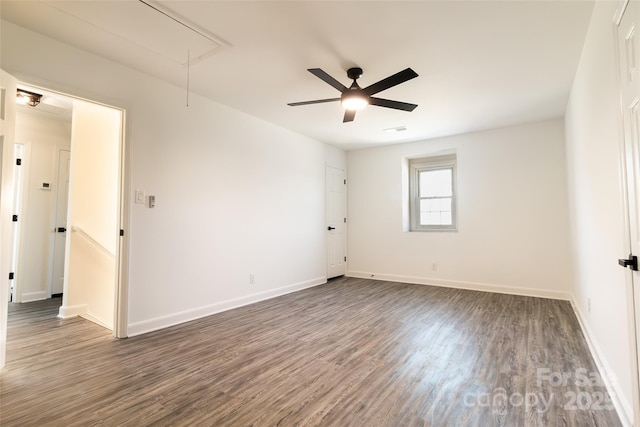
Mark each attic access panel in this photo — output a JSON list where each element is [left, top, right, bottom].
[[44, 0, 225, 66]]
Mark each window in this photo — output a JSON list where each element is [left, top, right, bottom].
[[409, 154, 457, 231]]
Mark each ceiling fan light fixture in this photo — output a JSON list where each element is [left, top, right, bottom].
[[288, 66, 418, 122], [341, 90, 369, 111]]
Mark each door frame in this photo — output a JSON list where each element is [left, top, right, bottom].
[[8, 77, 131, 340], [614, 0, 640, 424]]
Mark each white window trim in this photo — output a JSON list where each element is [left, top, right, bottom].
[[409, 154, 457, 232]]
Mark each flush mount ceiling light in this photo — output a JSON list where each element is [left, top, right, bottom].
[[16, 89, 42, 107]]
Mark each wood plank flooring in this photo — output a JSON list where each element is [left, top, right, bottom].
[[0, 277, 622, 426]]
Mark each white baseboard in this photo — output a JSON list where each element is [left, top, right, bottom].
[[570, 298, 634, 427], [20, 291, 48, 303], [346, 271, 571, 300], [81, 311, 112, 331], [58, 304, 87, 319], [127, 276, 327, 337], [57, 304, 112, 331]]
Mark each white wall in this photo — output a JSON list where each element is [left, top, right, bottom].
[[0, 21, 346, 335], [68, 100, 120, 256], [347, 119, 572, 299], [14, 112, 71, 302], [564, 1, 634, 423]]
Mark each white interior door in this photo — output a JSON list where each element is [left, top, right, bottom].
[[326, 165, 346, 279], [617, 0, 640, 422], [10, 144, 24, 302], [0, 69, 18, 369], [51, 149, 71, 295]]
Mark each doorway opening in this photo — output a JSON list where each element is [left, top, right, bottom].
[[9, 82, 127, 336]]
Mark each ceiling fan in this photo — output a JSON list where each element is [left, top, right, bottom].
[[288, 67, 419, 123]]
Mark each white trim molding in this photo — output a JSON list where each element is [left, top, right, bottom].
[[570, 297, 633, 427], [346, 271, 571, 301], [82, 311, 112, 331], [57, 304, 87, 319], [20, 291, 48, 303], [127, 277, 327, 337]]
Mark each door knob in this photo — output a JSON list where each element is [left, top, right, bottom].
[[618, 254, 638, 271], [327, 226, 336, 231]]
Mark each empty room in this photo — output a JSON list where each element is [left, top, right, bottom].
[[0, 1, 639, 425]]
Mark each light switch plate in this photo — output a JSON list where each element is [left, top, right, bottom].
[[135, 190, 145, 204]]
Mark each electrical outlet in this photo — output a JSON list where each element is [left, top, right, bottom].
[[432, 263, 438, 271], [249, 273, 255, 284]]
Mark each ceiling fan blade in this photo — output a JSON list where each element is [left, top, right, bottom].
[[308, 68, 348, 93], [343, 110, 356, 122], [363, 68, 418, 96], [369, 97, 418, 112], [288, 98, 340, 106]]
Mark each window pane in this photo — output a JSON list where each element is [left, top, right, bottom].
[[419, 197, 452, 225], [421, 212, 430, 224], [440, 211, 452, 225], [419, 198, 434, 212], [420, 211, 438, 225], [440, 197, 451, 212], [419, 169, 452, 198]]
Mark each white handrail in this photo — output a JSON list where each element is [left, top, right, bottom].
[[71, 226, 115, 258]]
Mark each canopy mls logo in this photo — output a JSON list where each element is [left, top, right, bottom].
[[463, 388, 554, 416], [454, 367, 616, 419]]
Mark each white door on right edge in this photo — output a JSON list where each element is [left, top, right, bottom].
[[617, 0, 640, 421], [326, 166, 346, 279]]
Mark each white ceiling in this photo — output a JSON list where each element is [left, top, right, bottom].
[[1, 1, 595, 150]]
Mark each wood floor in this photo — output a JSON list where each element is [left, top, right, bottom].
[[0, 277, 622, 426]]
